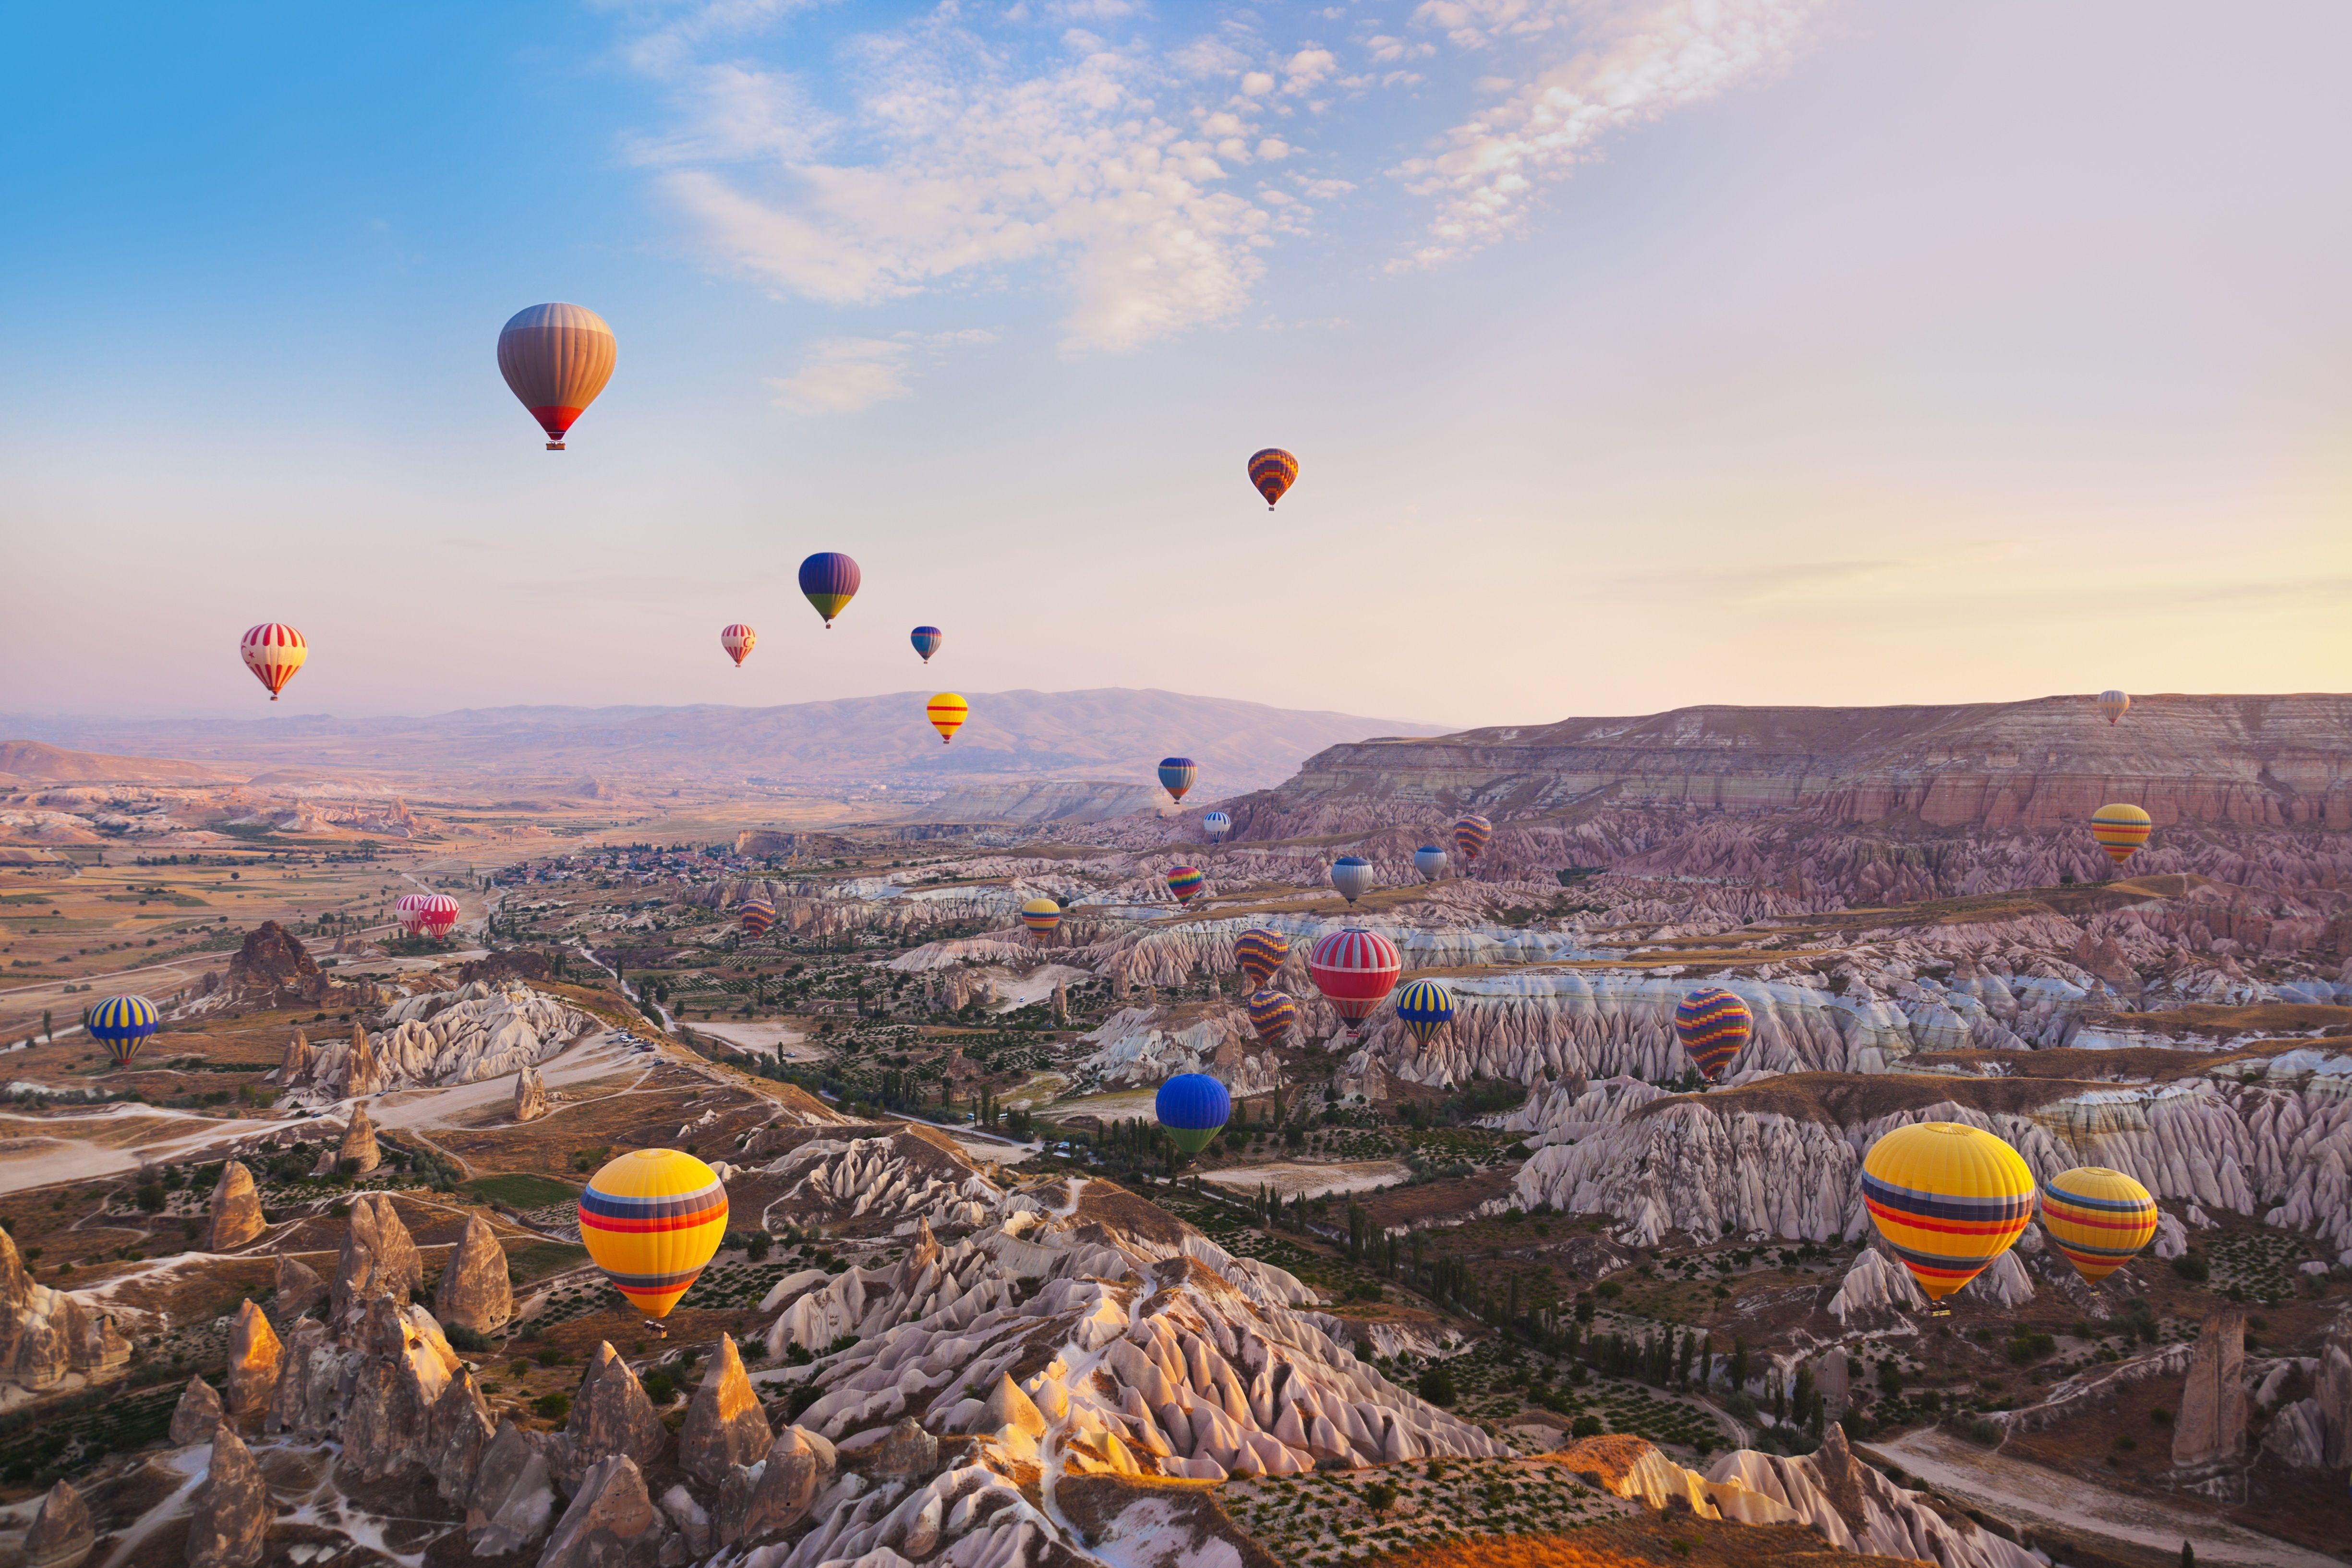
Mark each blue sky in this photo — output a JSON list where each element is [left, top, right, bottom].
[[4, 1, 2348, 728]]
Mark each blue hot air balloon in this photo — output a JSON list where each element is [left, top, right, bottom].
[[1158, 757, 1198, 803], [1202, 811, 1231, 843], [910, 626, 943, 663], [87, 994, 160, 1068], [1330, 856, 1375, 905], [1395, 979, 1455, 1047], [1155, 1073, 1231, 1156], [1413, 846, 1448, 882], [798, 553, 861, 627]]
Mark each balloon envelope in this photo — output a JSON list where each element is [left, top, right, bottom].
[[1861, 1122, 2035, 1301], [2089, 803, 2152, 865], [1395, 979, 1454, 1047], [1673, 988, 1753, 1082], [721, 624, 757, 667], [739, 899, 776, 937], [1155, 1073, 1230, 1155], [241, 623, 307, 701], [1166, 866, 1206, 905], [2039, 1166, 2158, 1284], [798, 553, 862, 626], [1247, 448, 1298, 509], [911, 626, 944, 663], [1020, 897, 1062, 940], [1413, 846, 1448, 881], [87, 994, 159, 1067], [497, 303, 615, 449], [578, 1149, 728, 1319], [1330, 856, 1375, 905], [1201, 811, 1231, 843], [1307, 929, 1401, 1035], [1235, 928, 1289, 987], [927, 693, 968, 744], [397, 893, 459, 940], [2096, 690, 2130, 725], [1158, 757, 1197, 802], [1453, 815, 1492, 861], [1245, 988, 1297, 1046]]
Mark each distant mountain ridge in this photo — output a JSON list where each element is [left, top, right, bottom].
[[7, 689, 1450, 796], [0, 739, 227, 785]]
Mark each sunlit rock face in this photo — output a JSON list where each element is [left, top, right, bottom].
[[0, 1230, 131, 1393]]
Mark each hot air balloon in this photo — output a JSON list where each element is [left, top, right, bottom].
[[911, 626, 943, 663], [1413, 846, 1448, 882], [1202, 811, 1231, 843], [497, 303, 616, 450], [394, 892, 426, 933], [1453, 815, 1492, 864], [1158, 758, 1198, 803], [2038, 1167, 2159, 1285], [927, 693, 968, 744], [1394, 979, 1454, 1048], [798, 553, 861, 627], [1020, 897, 1062, 941], [721, 624, 757, 667], [2089, 803, 2152, 867], [1307, 929, 1401, 1039], [1330, 856, 1375, 905], [1166, 866, 1206, 905], [410, 894, 461, 941], [241, 623, 307, 701], [86, 994, 159, 1068], [1673, 988, 1753, 1083], [1155, 1073, 1230, 1156], [578, 1149, 728, 1321], [2095, 690, 2131, 726], [1247, 448, 1298, 510], [1861, 1122, 2036, 1302], [739, 899, 776, 938], [1235, 928, 1289, 988], [1246, 988, 1297, 1046]]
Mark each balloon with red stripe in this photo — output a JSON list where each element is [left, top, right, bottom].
[[1246, 988, 1297, 1046], [498, 303, 616, 450], [1452, 815, 1491, 863], [1307, 928, 1401, 1038], [1235, 928, 1289, 988], [1673, 987, 1753, 1082], [1247, 447, 1298, 510], [1166, 866, 1205, 905], [721, 624, 757, 667], [578, 1149, 728, 1319], [241, 623, 307, 701]]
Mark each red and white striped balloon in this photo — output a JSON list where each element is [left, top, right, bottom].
[[721, 624, 757, 667], [240, 623, 307, 701], [397, 893, 460, 940], [1307, 928, 1402, 1036]]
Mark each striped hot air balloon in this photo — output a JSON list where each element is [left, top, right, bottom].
[[1158, 758, 1198, 803], [1414, 846, 1448, 882], [578, 1149, 728, 1319], [721, 624, 757, 667], [2095, 690, 2130, 726], [911, 626, 943, 663], [739, 899, 776, 938], [1861, 1122, 2036, 1302], [411, 894, 461, 940], [1166, 866, 1206, 905], [1394, 979, 1454, 1048], [1330, 856, 1375, 905], [241, 623, 307, 701], [2039, 1167, 2159, 1284], [1247, 448, 1298, 510], [394, 892, 428, 934], [926, 693, 967, 744], [1308, 928, 1401, 1038], [798, 553, 861, 627], [86, 994, 159, 1068], [1155, 1073, 1230, 1156], [1235, 928, 1289, 988], [1246, 988, 1297, 1046], [1020, 897, 1062, 941], [2089, 803, 2152, 866], [1201, 811, 1231, 843], [1453, 815, 1491, 863], [497, 303, 616, 450], [1673, 988, 1753, 1082]]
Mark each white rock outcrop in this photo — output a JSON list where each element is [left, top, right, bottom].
[[284, 980, 597, 1103]]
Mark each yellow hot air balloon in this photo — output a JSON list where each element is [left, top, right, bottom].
[[1861, 1122, 2035, 1302], [577, 1149, 728, 1320], [2038, 1166, 2158, 1284], [2089, 803, 2152, 866], [927, 692, 967, 745]]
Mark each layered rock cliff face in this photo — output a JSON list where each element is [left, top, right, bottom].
[[0, 1230, 130, 1391], [278, 979, 598, 1103]]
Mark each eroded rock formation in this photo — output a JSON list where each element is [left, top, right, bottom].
[[515, 1062, 548, 1122], [432, 1213, 512, 1334], [184, 1427, 268, 1568], [330, 1193, 422, 1323], [22, 1479, 93, 1568], [0, 1228, 130, 1391], [287, 979, 597, 1104], [677, 1334, 771, 1484], [206, 1160, 264, 1251], [2172, 1308, 2248, 1467]]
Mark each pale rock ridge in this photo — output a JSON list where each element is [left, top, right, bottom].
[[1828, 1248, 1928, 1323], [433, 1212, 513, 1333], [206, 1160, 265, 1251], [1708, 1423, 2040, 1568], [288, 979, 597, 1104], [762, 1134, 1006, 1233], [1073, 1004, 1283, 1095]]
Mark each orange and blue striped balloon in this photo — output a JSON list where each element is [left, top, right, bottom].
[[1166, 866, 1206, 905], [1235, 928, 1289, 987], [1247, 448, 1297, 509], [87, 994, 160, 1067], [1861, 1123, 2036, 1302], [1246, 988, 1297, 1046], [910, 626, 943, 663], [1673, 988, 1753, 1082], [739, 899, 775, 938], [1158, 757, 1197, 802], [2039, 1166, 2158, 1284], [1452, 815, 1491, 862], [1394, 979, 1454, 1047], [1020, 897, 1062, 940], [2089, 803, 2152, 866], [578, 1150, 729, 1319]]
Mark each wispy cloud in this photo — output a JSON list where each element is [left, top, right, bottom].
[[767, 329, 999, 415], [1397, 0, 1821, 264]]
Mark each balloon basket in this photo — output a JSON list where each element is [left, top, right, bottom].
[[545, 441, 565, 450], [644, 1319, 668, 1339], [1927, 1307, 1951, 1319]]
